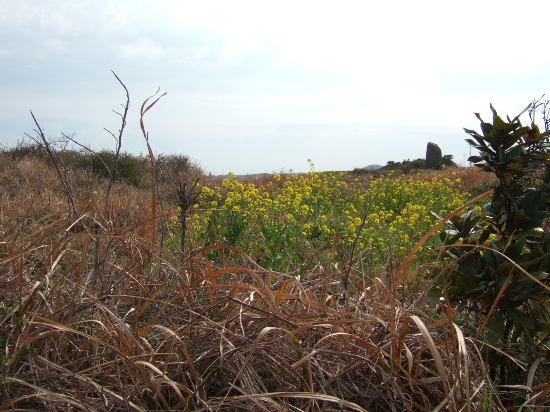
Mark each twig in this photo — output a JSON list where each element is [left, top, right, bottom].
[[177, 178, 201, 262], [26, 112, 79, 226], [139, 88, 167, 257], [105, 71, 130, 218]]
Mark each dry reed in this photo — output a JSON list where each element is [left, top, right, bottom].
[[0, 154, 518, 411]]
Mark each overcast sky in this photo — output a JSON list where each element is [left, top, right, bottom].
[[1, 1, 549, 174]]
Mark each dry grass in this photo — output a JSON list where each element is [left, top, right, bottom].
[[2, 155, 546, 411], [417, 167, 498, 195], [341, 166, 498, 196]]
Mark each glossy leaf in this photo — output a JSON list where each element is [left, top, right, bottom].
[[504, 236, 526, 261]]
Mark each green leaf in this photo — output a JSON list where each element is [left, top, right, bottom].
[[461, 209, 474, 225], [535, 321, 550, 334], [497, 145, 505, 163], [489, 104, 498, 118], [464, 216, 481, 235], [450, 214, 463, 229], [446, 286, 463, 301], [464, 131, 488, 147], [534, 300, 550, 323], [429, 266, 443, 279], [481, 122, 494, 135], [523, 220, 546, 232], [513, 287, 546, 303], [457, 273, 483, 294], [494, 115, 518, 135], [512, 209, 527, 228], [427, 288, 443, 300], [458, 253, 481, 277], [487, 313, 505, 345], [504, 145, 524, 162], [496, 261, 515, 273], [517, 256, 545, 271], [483, 248, 499, 269], [504, 236, 526, 261], [476, 146, 496, 156], [521, 190, 542, 217], [516, 272, 548, 288], [502, 132, 523, 150], [512, 125, 530, 139], [431, 211, 444, 221], [505, 307, 535, 331]]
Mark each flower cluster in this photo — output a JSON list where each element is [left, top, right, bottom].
[[169, 170, 469, 271]]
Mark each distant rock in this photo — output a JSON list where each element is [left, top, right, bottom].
[[425, 143, 443, 169], [364, 164, 382, 170], [235, 173, 268, 179]]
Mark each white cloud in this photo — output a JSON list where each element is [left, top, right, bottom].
[[153, 0, 550, 73], [114, 38, 169, 59], [1, 0, 549, 173]]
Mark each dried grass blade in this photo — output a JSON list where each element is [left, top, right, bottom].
[[4, 377, 91, 410], [134, 360, 186, 405], [229, 327, 302, 395], [410, 316, 450, 395], [215, 391, 368, 412], [142, 324, 199, 393], [347, 334, 391, 375], [453, 323, 471, 412], [94, 301, 144, 353], [525, 357, 542, 403], [33, 355, 145, 411], [443, 294, 458, 385], [275, 277, 294, 308]]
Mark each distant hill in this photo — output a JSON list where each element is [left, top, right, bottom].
[[364, 164, 382, 170], [235, 173, 268, 179]]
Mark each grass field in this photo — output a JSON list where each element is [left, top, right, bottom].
[[1, 147, 547, 411]]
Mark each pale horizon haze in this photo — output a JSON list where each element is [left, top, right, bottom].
[[1, 1, 549, 174]]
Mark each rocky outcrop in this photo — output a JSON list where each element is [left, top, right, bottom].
[[425, 142, 443, 169]]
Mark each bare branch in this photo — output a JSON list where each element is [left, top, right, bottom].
[[61, 132, 112, 178], [138, 88, 167, 259], [104, 71, 130, 217], [27, 111, 79, 225]]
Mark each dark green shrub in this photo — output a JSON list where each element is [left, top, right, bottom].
[[94, 150, 146, 185], [2, 140, 49, 160], [442, 154, 457, 167], [431, 104, 550, 405], [410, 158, 426, 169]]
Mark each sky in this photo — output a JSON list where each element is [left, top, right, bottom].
[[1, 0, 549, 175]]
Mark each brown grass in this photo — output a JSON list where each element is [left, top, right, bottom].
[[1, 154, 535, 411], [341, 166, 498, 196]]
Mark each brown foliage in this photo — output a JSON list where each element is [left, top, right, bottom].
[[0, 156, 522, 411]]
